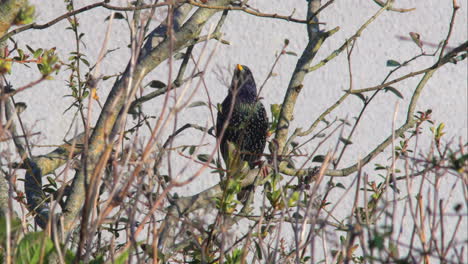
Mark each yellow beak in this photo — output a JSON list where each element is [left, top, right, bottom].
[[236, 64, 244, 71]]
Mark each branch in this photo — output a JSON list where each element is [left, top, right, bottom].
[[158, 167, 262, 253], [141, 3, 193, 55], [0, 1, 170, 43], [327, 71, 436, 176], [349, 68, 431, 94], [296, 92, 348, 137], [274, 0, 336, 156], [25, 132, 87, 175], [2, 95, 49, 226], [186, 0, 324, 24], [372, 0, 416, 13], [307, 1, 392, 73], [61, 0, 234, 236], [282, 40, 467, 177], [273, 1, 405, 183], [128, 71, 202, 116], [13, 131, 86, 227]]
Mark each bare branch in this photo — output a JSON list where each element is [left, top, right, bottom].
[[0, 1, 171, 43]]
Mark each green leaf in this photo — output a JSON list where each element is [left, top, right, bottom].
[[384, 86, 404, 99], [335, 183, 346, 189], [225, 248, 243, 264], [285, 51, 297, 56], [0, 60, 12, 74], [14, 5, 36, 25], [339, 137, 353, 145], [43, 187, 57, 194], [15, 232, 55, 264], [17, 49, 25, 60], [369, 233, 385, 250], [449, 53, 467, 64], [88, 254, 105, 264], [46, 176, 57, 187], [321, 118, 330, 126], [433, 123, 445, 140], [80, 58, 90, 67], [352, 92, 366, 103], [312, 155, 325, 163], [197, 154, 210, 162], [14, 102, 27, 114], [341, 118, 352, 126], [254, 241, 263, 260], [188, 101, 207, 108], [340, 235, 346, 244], [189, 145, 196, 155], [389, 242, 400, 258], [386, 60, 401, 67], [114, 13, 126, 19], [114, 249, 130, 264], [292, 212, 303, 219], [105, 12, 125, 21], [374, 164, 387, 170], [148, 80, 166, 89], [270, 104, 281, 121], [288, 191, 300, 207], [26, 45, 35, 54], [173, 52, 185, 60]]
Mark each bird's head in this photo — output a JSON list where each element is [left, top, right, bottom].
[[230, 64, 257, 101]]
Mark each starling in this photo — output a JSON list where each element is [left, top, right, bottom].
[[216, 64, 268, 198]]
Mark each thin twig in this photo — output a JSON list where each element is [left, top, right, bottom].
[[0, 1, 170, 43], [187, 0, 325, 25]]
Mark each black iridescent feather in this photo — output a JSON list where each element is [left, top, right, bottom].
[[216, 65, 268, 169]]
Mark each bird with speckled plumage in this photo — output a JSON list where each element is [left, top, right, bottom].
[[216, 64, 268, 200]]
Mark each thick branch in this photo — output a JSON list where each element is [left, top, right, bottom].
[[274, 0, 330, 156], [0, 1, 170, 43], [61, 0, 233, 236], [186, 0, 315, 24]]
